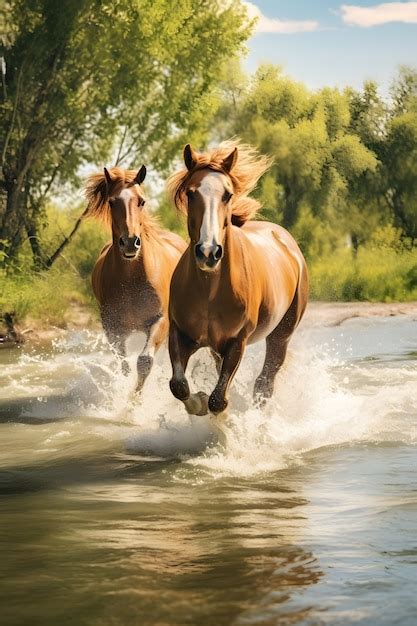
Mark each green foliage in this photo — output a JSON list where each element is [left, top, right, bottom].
[[155, 196, 187, 239], [1, 0, 253, 262], [347, 67, 417, 239], [220, 65, 377, 229], [0, 203, 107, 325], [0, 264, 93, 326], [310, 245, 417, 302], [40, 204, 109, 277]]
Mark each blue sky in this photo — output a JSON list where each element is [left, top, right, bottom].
[[244, 1, 417, 93]]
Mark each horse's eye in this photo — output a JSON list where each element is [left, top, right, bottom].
[[138, 198, 145, 207], [223, 190, 233, 203], [186, 190, 195, 200]]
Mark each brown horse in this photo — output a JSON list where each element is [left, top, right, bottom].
[[167, 141, 308, 415], [85, 166, 186, 391]]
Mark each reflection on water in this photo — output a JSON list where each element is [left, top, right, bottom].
[[0, 465, 323, 626], [0, 317, 417, 625]]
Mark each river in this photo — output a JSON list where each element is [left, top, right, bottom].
[[1, 314, 416, 625]]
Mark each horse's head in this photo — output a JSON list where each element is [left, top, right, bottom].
[[182, 144, 237, 272], [104, 165, 147, 260]]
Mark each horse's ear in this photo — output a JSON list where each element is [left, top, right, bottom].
[[104, 167, 112, 186], [184, 144, 198, 171], [221, 147, 238, 173], [134, 165, 146, 185]]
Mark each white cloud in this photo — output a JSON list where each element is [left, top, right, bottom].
[[244, 1, 319, 34], [341, 2, 417, 27]]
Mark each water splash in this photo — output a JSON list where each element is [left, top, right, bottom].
[[1, 322, 416, 477]]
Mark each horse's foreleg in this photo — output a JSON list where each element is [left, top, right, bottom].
[[209, 337, 246, 415], [135, 317, 166, 393], [169, 323, 208, 415]]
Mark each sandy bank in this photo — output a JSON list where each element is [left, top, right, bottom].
[[302, 301, 417, 328]]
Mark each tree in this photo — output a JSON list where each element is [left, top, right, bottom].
[[0, 0, 252, 266], [348, 67, 417, 240], [223, 65, 377, 234]]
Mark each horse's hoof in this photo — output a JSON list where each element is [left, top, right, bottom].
[[208, 393, 228, 415], [184, 392, 209, 416], [170, 376, 190, 401]]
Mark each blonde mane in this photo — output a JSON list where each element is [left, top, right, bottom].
[[84, 167, 145, 227], [167, 140, 272, 227]]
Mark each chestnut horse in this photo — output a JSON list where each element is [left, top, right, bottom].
[[167, 141, 308, 415], [85, 166, 186, 391]]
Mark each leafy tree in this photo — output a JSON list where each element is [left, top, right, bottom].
[[0, 0, 252, 266], [222, 65, 377, 237], [348, 67, 417, 240]]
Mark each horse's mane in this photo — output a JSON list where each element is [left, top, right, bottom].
[[167, 140, 272, 227], [84, 167, 144, 227]]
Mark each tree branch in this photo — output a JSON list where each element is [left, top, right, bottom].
[[115, 125, 128, 165], [44, 207, 88, 269]]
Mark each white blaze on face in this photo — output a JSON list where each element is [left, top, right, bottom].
[[119, 186, 138, 236], [119, 187, 136, 203], [197, 172, 224, 256]]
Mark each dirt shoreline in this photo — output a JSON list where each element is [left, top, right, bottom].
[[2, 301, 417, 348], [302, 301, 417, 328]]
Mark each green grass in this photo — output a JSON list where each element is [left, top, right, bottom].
[[0, 204, 107, 328], [0, 263, 96, 327]]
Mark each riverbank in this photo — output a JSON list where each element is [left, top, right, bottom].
[[302, 301, 417, 327], [2, 301, 416, 348]]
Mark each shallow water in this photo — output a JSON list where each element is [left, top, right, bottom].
[[1, 315, 417, 626]]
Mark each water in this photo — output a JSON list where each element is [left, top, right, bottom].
[[1, 315, 417, 626]]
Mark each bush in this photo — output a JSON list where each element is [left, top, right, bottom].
[[0, 204, 107, 327], [0, 263, 96, 327], [309, 244, 417, 301]]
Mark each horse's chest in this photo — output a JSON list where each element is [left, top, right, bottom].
[[177, 300, 244, 350], [101, 281, 161, 332]]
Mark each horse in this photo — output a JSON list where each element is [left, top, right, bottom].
[[166, 141, 308, 416], [85, 165, 186, 391]]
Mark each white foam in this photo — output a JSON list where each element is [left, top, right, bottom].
[[2, 324, 416, 477]]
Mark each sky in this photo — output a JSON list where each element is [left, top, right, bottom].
[[244, 1, 417, 93]]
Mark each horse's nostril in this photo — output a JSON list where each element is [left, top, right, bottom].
[[119, 237, 124, 247], [195, 244, 205, 260], [214, 245, 223, 261]]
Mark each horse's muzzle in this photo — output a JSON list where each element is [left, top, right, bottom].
[[119, 235, 141, 259], [194, 243, 223, 271]]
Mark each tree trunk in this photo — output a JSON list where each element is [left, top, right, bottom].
[[26, 219, 47, 270], [282, 183, 299, 229], [0, 182, 26, 263]]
